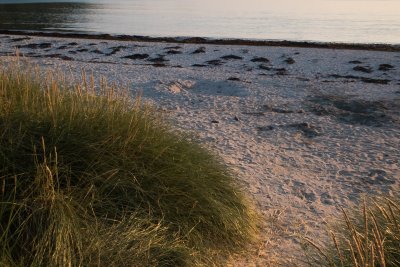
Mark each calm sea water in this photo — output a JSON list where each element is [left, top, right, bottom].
[[1, 0, 399, 44]]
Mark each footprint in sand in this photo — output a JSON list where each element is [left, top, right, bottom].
[[362, 169, 396, 185], [290, 180, 317, 202]]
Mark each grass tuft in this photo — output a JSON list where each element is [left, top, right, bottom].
[[0, 60, 256, 266], [301, 196, 400, 267]]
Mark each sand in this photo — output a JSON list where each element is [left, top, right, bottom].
[[1, 34, 399, 266]]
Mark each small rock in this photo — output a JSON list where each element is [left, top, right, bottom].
[[91, 49, 104, 54], [191, 47, 206, 54], [152, 63, 167, 67], [44, 54, 62, 58], [284, 58, 295, 64], [107, 46, 126, 55], [148, 55, 169, 62], [211, 120, 219, 124], [258, 64, 271, 70], [276, 68, 288, 75], [234, 116, 240, 121], [206, 59, 223, 66], [166, 50, 182, 55], [59, 55, 73, 61], [349, 60, 362, 64], [353, 66, 373, 73], [123, 53, 149, 60], [361, 77, 390, 84], [378, 64, 395, 71]]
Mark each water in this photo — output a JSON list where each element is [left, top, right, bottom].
[[1, 0, 399, 44]]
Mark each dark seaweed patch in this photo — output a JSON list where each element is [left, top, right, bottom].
[[251, 57, 270, 63], [220, 54, 243, 60], [123, 54, 149, 60]]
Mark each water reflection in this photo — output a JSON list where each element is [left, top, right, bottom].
[[0, 3, 98, 32], [0, 1, 399, 44]]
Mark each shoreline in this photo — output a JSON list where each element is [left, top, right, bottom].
[[1, 30, 400, 52]]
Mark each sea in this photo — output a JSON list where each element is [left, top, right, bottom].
[[0, 0, 399, 44]]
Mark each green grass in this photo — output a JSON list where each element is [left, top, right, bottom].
[[302, 196, 400, 267], [0, 61, 257, 266]]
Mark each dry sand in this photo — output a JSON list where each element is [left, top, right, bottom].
[[1, 34, 399, 266]]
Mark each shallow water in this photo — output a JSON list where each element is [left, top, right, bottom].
[[1, 0, 399, 44]]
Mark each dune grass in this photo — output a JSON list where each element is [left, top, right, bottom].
[[0, 61, 256, 266], [302, 196, 400, 267]]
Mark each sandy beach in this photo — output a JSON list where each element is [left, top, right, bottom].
[[1, 33, 399, 266]]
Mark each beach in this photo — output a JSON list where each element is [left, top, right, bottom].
[[1, 33, 399, 265]]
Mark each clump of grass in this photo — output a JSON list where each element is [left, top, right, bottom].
[[302, 196, 400, 267], [0, 60, 256, 266]]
